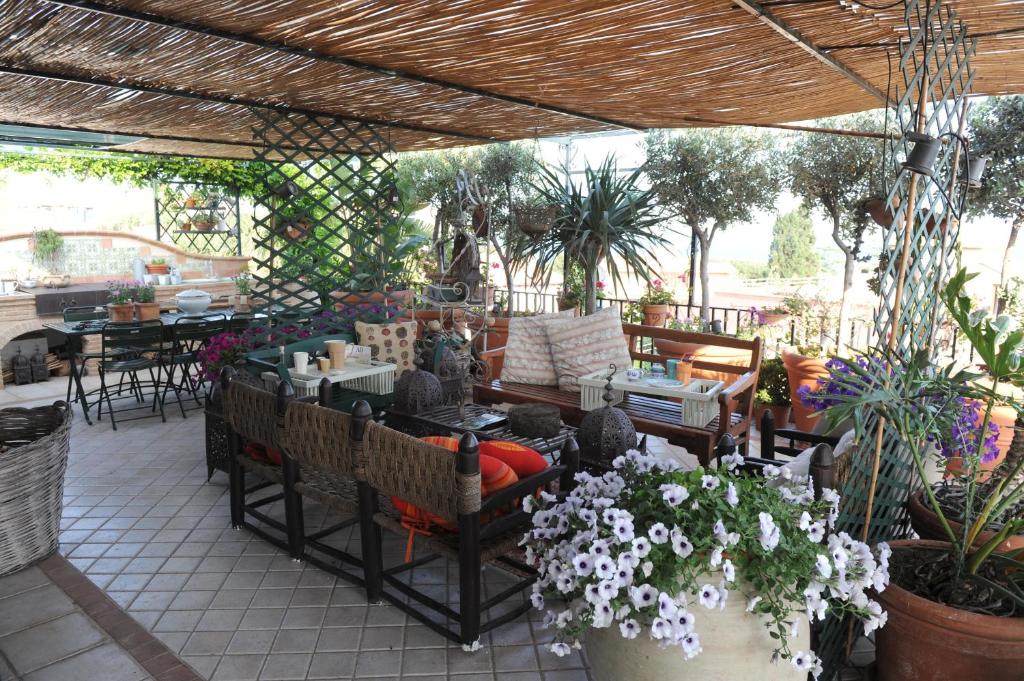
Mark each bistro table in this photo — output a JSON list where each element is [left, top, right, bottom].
[[44, 309, 251, 425]]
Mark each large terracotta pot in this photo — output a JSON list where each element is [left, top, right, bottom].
[[875, 540, 1024, 681], [134, 301, 161, 321], [653, 339, 751, 388], [781, 349, 829, 431], [907, 490, 1024, 552], [755, 402, 791, 428], [642, 304, 671, 327], [586, 586, 808, 681], [107, 303, 134, 322]]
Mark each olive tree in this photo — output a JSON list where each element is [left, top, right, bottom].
[[788, 114, 885, 346], [645, 129, 781, 320], [970, 96, 1024, 308]]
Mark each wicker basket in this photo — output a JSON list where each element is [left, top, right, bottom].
[[0, 401, 72, 576]]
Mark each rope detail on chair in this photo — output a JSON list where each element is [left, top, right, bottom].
[[364, 421, 481, 521], [281, 401, 355, 476], [223, 381, 284, 449]]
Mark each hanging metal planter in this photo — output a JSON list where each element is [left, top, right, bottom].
[[514, 204, 557, 238]]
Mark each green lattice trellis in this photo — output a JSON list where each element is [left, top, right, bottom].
[[819, 1, 976, 676], [248, 110, 410, 344], [154, 180, 242, 256]]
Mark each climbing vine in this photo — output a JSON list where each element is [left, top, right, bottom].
[[0, 152, 271, 198]]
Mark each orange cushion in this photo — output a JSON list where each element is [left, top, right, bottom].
[[479, 441, 548, 478]]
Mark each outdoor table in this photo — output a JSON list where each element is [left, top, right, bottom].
[[384, 403, 578, 461], [44, 310, 252, 425]]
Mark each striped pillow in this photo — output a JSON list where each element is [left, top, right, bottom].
[[547, 307, 632, 392], [500, 308, 578, 386]]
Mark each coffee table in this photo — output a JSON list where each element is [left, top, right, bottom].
[[384, 403, 577, 459]]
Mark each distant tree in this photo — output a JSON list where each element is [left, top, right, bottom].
[[788, 114, 884, 347], [970, 96, 1024, 309], [645, 129, 781, 320], [768, 206, 820, 279]]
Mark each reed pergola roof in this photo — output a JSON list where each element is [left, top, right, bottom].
[[0, 0, 1022, 159]]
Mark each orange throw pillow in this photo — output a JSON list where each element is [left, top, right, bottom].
[[479, 441, 548, 478]]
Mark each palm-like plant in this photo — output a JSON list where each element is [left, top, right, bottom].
[[518, 156, 669, 314]]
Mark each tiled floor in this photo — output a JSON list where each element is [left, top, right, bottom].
[[3, 377, 636, 680]]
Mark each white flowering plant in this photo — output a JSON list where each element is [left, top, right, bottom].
[[523, 450, 890, 678]]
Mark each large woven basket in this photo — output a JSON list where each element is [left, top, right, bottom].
[[0, 401, 72, 576]]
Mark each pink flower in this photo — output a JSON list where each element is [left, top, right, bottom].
[[491, 262, 502, 269], [596, 280, 606, 290], [653, 279, 664, 289]]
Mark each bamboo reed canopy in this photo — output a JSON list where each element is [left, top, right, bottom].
[[0, 0, 1022, 159]]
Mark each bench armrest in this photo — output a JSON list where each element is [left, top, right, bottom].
[[478, 345, 506, 379], [719, 370, 757, 406]]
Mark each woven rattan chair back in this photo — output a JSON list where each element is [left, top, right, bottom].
[[281, 400, 357, 478], [363, 420, 481, 522], [223, 380, 285, 450]]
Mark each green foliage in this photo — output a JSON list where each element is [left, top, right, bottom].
[[30, 228, 64, 272], [756, 357, 791, 405], [731, 260, 771, 280], [787, 115, 884, 263], [0, 151, 271, 198], [519, 156, 668, 314], [134, 283, 156, 304], [970, 96, 1024, 225], [999, 276, 1024, 327], [819, 270, 1024, 601], [637, 279, 675, 306], [768, 206, 820, 278]]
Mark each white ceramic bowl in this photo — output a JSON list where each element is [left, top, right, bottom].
[[176, 289, 212, 314]]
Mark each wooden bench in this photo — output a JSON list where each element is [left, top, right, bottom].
[[474, 323, 762, 466]]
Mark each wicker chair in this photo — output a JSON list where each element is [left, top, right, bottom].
[[220, 367, 304, 558], [0, 401, 72, 576], [359, 414, 580, 646], [277, 382, 371, 585]]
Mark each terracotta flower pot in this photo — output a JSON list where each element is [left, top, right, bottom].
[[145, 263, 170, 275], [781, 349, 829, 432], [755, 402, 791, 428], [472, 315, 510, 353], [107, 303, 134, 322], [907, 490, 1024, 552], [762, 311, 789, 325], [642, 304, 671, 327], [133, 301, 161, 321], [875, 539, 1024, 681]]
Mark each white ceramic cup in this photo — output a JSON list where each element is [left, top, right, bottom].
[[292, 352, 309, 374]]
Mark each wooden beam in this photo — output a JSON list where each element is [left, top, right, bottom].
[[733, 0, 894, 106]]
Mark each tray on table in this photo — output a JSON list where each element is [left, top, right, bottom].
[[262, 360, 396, 397], [578, 369, 724, 428]]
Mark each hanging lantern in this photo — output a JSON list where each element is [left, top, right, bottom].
[[577, 365, 637, 467], [11, 349, 32, 385], [902, 132, 941, 177], [30, 345, 49, 382]]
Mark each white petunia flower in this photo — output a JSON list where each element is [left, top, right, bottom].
[[815, 554, 833, 579], [791, 651, 817, 673], [658, 592, 678, 618], [698, 584, 720, 609], [594, 555, 617, 580], [572, 553, 594, 577], [725, 481, 739, 507], [598, 579, 619, 602], [722, 559, 735, 582], [632, 536, 652, 558], [650, 617, 671, 640], [700, 475, 721, 490], [806, 521, 826, 543], [758, 512, 780, 551], [550, 642, 572, 657], [613, 518, 635, 543], [680, 632, 702, 659], [746, 596, 762, 613], [530, 591, 544, 609], [648, 523, 669, 544], [659, 483, 690, 506], [799, 511, 812, 530], [670, 528, 693, 558], [629, 583, 658, 610], [709, 547, 723, 568], [619, 618, 640, 640]]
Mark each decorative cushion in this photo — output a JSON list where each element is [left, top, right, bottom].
[[546, 307, 633, 392], [479, 441, 548, 478], [355, 320, 418, 376], [500, 308, 578, 386]]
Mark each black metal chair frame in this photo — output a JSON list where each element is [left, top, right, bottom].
[[359, 420, 580, 646], [221, 367, 305, 556], [160, 314, 226, 417], [95, 320, 167, 430]]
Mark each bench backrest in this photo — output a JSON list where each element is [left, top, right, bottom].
[[621, 323, 762, 380]]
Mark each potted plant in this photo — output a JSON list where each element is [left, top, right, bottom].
[[234, 272, 251, 309], [761, 304, 790, 325], [755, 356, 791, 426], [31, 228, 70, 287], [132, 282, 160, 321], [196, 330, 254, 382], [106, 280, 136, 321], [783, 344, 830, 431], [525, 450, 889, 681], [192, 212, 218, 232], [638, 279, 675, 327], [808, 268, 1024, 681], [145, 257, 170, 275]]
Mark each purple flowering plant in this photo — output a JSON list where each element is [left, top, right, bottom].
[[811, 269, 1024, 601]]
